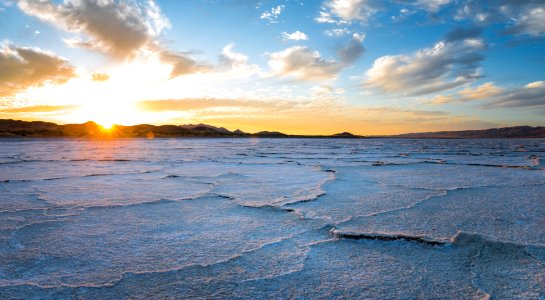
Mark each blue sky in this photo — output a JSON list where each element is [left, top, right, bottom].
[[0, 0, 544, 134]]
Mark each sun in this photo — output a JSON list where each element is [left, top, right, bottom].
[[70, 100, 150, 129], [99, 121, 115, 130], [86, 109, 119, 129], [91, 111, 119, 130]]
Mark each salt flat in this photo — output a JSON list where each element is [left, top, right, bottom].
[[0, 138, 544, 299]]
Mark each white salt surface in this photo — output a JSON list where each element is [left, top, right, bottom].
[[0, 138, 544, 299]]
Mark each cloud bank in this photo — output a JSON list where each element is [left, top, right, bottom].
[[365, 37, 485, 96], [0, 43, 75, 97], [268, 33, 365, 81], [18, 0, 205, 78]]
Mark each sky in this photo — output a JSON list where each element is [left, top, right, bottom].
[[0, 0, 544, 135]]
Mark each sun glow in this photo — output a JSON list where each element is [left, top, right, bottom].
[[72, 99, 151, 128], [19, 56, 179, 127], [99, 121, 115, 130]]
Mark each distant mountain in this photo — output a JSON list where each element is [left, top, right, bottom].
[[0, 119, 58, 130], [2, 119, 542, 139], [255, 131, 287, 137], [0, 119, 62, 136], [0, 120, 200, 138], [180, 124, 232, 134], [332, 132, 356, 138], [0, 119, 358, 138], [394, 126, 545, 138]]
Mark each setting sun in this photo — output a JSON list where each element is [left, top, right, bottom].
[[99, 122, 114, 130]]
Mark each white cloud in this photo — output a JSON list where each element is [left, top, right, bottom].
[[268, 33, 365, 81], [315, 0, 377, 24], [526, 81, 545, 89], [317, 0, 450, 25], [281, 31, 309, 41], [18, 0, 208, 78], [260, 5, 285, 24], [268, 46, 343, 81], [220, 44, 249, 67], [315, 11, 338, 24], [18, 0, 169, 59], [325, 27, 351, 36], [365, 38, 485, 96], [416, 0, 450, 13], [391, 8, 414, 22], [217, 44, 261, 78]]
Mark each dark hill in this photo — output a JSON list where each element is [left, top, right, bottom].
[[332, 132, 356, 138], [180, 124, 231, 134], [395, 126, 545, 138], [255, 131, 287, 137]]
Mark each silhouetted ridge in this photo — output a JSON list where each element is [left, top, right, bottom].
[[4, 119, 542, 138], [255, 131, 287, 136], [0, 119, 366, 138], [395, 125, 545, 138], [180, 124, 232, 134], [332, 132, 356, 137]]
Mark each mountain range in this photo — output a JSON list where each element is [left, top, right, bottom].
[[392, 126, 545, 138], [0, 119, 544, 138], [0, 119, 308, 138]]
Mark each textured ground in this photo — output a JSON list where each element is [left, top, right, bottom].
[[1, 138, 544, 299]]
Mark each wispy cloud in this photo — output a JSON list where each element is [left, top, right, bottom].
[[0, 104, 77, 113], [268, 46, 343, 81], [325, 28, 351, 37], [487, 81, 545, 108], [315, 0, 452, 26], [456, 0, 545, 37], [414, 0, 451, 13], [315, 0, 378, 25], [281, 31, 309, 41], [260, 5, 285, 24], [91, 72, 109, 82], [427, 81, 545, 111], [365, 34, 485, 96], [458, 82, 503, 100], [268, 33, 365, 81]]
